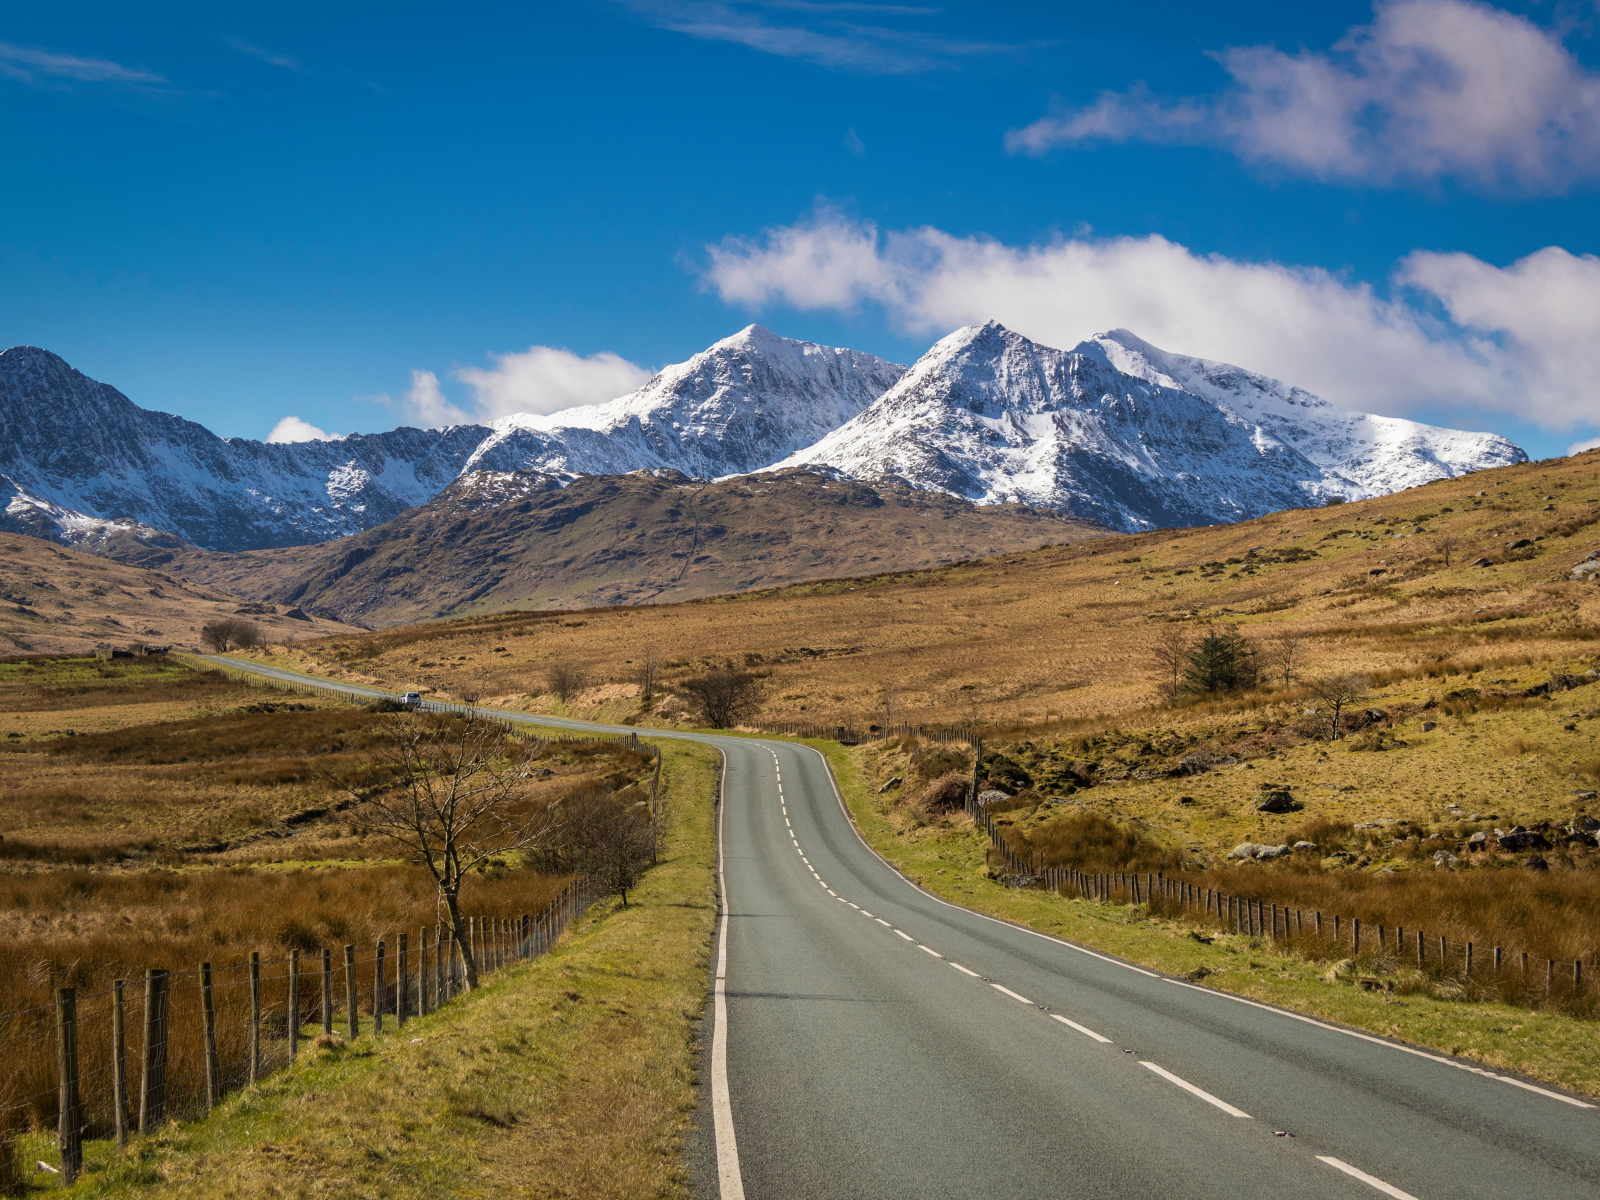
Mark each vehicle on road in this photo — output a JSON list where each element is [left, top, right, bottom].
[[401, 691, 422, 709]]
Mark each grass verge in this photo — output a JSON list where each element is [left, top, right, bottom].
[[808, 737, 1600, 1102], [45, 737, 720, 1199]]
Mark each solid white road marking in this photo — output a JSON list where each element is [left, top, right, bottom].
[[894, 929, 914, 941], [1316, 1157, 1420, 1200], [992, 984, 1033, 1005], [918, 945, 942, 958], [711, 751, 746, 1200], [950, 963, 981, 977], [1140, 1062, 1251, 1119], [1051, 1014, 1112, 1043]]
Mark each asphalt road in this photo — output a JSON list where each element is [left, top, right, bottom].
[[205, 657, 1600, 1200]]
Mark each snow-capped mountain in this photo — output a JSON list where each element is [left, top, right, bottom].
[[0, 328, 903, 551], [462, 324, 905, 479], [773, 322, 1526, 532], [0, 345, 493, 551]]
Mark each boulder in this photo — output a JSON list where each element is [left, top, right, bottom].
[[1508, 538, 1534, 549], [1256, 791, 1302, 814], [1228, 841, 1289, 861], [1433, 850, 1460, 867], [1421, 721, 1437, 732], [976, 789, 1011, 807], [1472, 557, 1492, 567], [1573, 792, 1598, 804], [1527, 856, 1550, 872], [1573, 814, 1600, 831], [1497, 829, 1551, 851], [1292, 840, 1319, 851], [1465, 831, 1489, 851], [284, 607, 312, 621], [877, 776, 903, 794]]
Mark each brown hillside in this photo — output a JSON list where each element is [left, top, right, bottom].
[[115, 467, 1105, 627], [265, 451, 1600, 730], [0, 535, 363, 655]]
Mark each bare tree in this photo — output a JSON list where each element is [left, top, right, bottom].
[[1309, 673, 1369, 741], [457, 665, 491, 706], [1263, 630, 1306, 686], [546, 661, 588, 704], [350, 716, 554, 990], [680, 668, 764, 728], [636, 644, 662, 706], [200, 617, 261, 653], [881, 685, 897, 729], [1150, 624, 1192, 703], [579, 793, 656, 906], [1438, 534, 1459, 567]]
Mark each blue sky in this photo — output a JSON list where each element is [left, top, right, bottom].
[[3, 0, 1597, 458]]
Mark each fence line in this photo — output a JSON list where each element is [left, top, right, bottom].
[[970, 810, 1596, 1005], [10, 881, 594, 1180], [758, 719, 982, 747]]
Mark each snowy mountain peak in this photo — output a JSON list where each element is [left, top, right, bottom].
[[774, 322, 1526, 532]]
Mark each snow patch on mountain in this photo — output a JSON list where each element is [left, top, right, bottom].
[[773, 322, 1525, 532]]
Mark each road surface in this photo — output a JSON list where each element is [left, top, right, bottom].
[[205, 656, 1599, 1200]]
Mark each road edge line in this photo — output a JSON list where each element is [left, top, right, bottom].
[[711, 746, 746, 1200]]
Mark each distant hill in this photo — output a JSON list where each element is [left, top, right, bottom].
[[109, 467, 1106, 627], [0, 535, 361, 656]]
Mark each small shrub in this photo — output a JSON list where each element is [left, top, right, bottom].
[[914, 772, 970, 813]]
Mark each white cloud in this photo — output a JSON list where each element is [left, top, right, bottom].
[[1569, 437, 1600, 456], [0, 41, 165, 86], [621, 1, 1020, 74], [455, 347, 652, 420], [1007, 0, 1600, 192], [228, 38, 303, 72], [844, 127, 866, 156], [703, 207, 1600, 429], [266, 416, 337, 443], [395, 369, 472, 428]]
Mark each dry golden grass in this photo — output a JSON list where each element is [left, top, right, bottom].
[[264, 450, 1600, 737]]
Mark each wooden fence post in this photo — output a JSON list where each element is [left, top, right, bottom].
[[249, 951, 262, 1085], [112, 978, 129, 1147], [398, 933, 409, 1027], [419, 926, 430, 1016], [1417, 931, 1425, 968], [201, 961, 219, 1110], [374, 939, 387, 1035], [440, 927, 450, 1001], [321, 948, 333, 1035], [289, 949, 300, 1060], [1352, 919, 1361, 955], [344, 945, 359, 1038], [55, 988, 82, 1183], [139, 968, 169, 1132]]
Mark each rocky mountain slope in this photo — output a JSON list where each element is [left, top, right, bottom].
[[0, 328, 904, 552], [776, 322, 1527, 532], [114, 467, 1103, 626]]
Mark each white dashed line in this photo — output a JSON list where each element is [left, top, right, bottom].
[[894, 929, 914, 941], [1050, 1014, 1112, 1043], [918, 945, 942, 958], [875, 918, 891, 927], [1315, 1158, 1420, 1200], [949, 962, 980, 977], [1140, 1062, 1251, 1119], [992, 984, 1033, 1005]]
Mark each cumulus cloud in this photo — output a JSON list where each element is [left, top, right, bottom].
[[0, 41, 165, 86], [1007, 0, 1600, 192], [394, 369, 472, 428], [1569, 437, 1600, 456], [703, 207, 1600, 429], [455, 346, 653, 420], [266, 416, 337, 443]]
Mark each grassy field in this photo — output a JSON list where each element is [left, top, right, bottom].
[[254, 450, 1600, 736], [817, 737, 1600, 1100], [19, 737, 720, 1199]]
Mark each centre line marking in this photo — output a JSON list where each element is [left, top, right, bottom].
[[1315, 1157, 1420, 1200], [860, 911, 874, 918], [1050, 1014, 1112, 1043], [992, 984, 1033, 1005], [918, 945, 942, 958], [1140, 1062, 1251, 1118], [949, 963, 980, 977], [894, 929, 914, 941], [875, 918, 892, 926]]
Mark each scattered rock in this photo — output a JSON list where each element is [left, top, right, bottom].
[[1227, 842, 1289, 861], [976, 789, 1011, 807], [1256, 791, 1302, 814], [284, 606, 311, 621], [1293, 840, 1319, 851], [1433, 850, 1460, 867], [1574, 791, 1598, 803], [1526, 856, 1550, 872], [1000, 874, 1040, 889], [1421, 721, 1437, 732], [1471, 557, 1492, 567], [1573, 814, 1600, 831], [1507, 538, 1534, 550], [1497, 829, 1551, 851], [877, 776, 903, 794]]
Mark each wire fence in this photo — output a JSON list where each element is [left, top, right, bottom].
[[758, 720, 982, 746], [5, 881, 594, 1184], [974, 808, 1599, 1011]]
